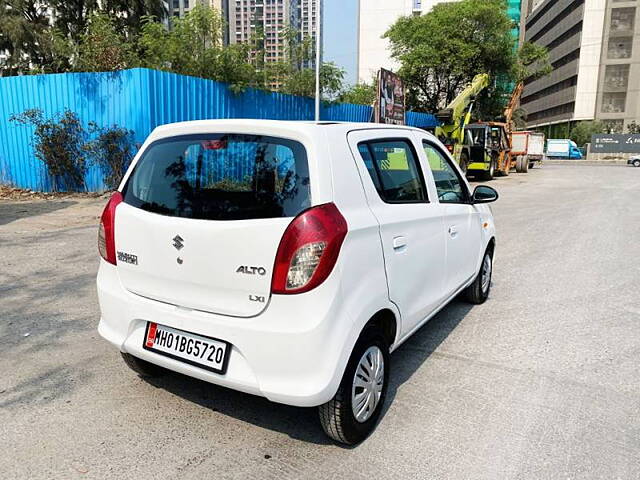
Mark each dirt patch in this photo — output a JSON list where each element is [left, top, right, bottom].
[[0, 196, 108, 231], [0, 185, 113, 201]]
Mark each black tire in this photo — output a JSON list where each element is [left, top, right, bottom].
[[515, 155, 524, 173], [499, 156, 511, 176], [633, 159, 640, 167], [319, 328, 390, 445], [459, 151, 469, 174], [464, 246, 494, 304], [121, 352, 165, 378], [521, 155, 529, 173], [479, 156, 496, 181]]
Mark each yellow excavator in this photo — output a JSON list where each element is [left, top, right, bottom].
[[434, 74, 490, 173], [464, 82, 524, 179]]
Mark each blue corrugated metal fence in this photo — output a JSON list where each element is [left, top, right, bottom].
[[0, 68, 437, 192]]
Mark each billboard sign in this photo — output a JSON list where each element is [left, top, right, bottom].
[[375, 68, 405, 125], [590, 134, 640, 153]]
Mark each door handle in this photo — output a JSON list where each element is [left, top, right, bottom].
[[448, 226, 458, 238], [392, 236, 407, 250]]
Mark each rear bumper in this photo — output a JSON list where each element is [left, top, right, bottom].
[[97, 261, 354, 407], [467, 162, 490, 171]]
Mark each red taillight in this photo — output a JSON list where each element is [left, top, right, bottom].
[[445, 144, 454, 152], [98, 192, 123, 265], [271, 203, 348, 294]]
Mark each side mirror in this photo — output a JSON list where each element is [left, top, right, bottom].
[[472, 185, 499, 203]]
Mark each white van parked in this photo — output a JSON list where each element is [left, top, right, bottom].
[[97, 120, 497, 444]]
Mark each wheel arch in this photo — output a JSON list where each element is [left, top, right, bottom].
[[361, 308, 399, 349], [486, 236, 496, 256]]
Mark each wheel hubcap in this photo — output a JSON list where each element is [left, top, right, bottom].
[[352, 346, 384, 423], [481, 254, 492, 294]]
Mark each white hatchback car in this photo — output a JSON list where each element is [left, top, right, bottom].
[[97, 120, 497, 444]]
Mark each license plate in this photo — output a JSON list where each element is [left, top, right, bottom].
[[143, 322, 230, 374]]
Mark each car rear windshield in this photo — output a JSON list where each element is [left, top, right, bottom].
[[122, 134, 311, 221]]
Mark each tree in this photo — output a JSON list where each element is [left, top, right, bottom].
[[0, 0, 72, 75], [48, 0, 165, 43], [339, 81, 377, 106], [138, 5, 259, 90], [76, 13, 137, 72], [0, 0, 166, 76], [627, 121, 640, 134], [385, 0, 514, 112], [99, 0, 166, 36], [512, 107, 528, 130], [384, 0, 550, 117], [515, 41, 552, 83], [48, 0, 99, 44], [571, 120, 606, 147], [281, 62, 345, 99]]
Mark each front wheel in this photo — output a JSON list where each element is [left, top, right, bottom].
[[464, 247, 493, 304], [500, 156, 511, 176], [319, 329, 390, 445], [459, 151, 469, 174], [633, 159, 640, 167]]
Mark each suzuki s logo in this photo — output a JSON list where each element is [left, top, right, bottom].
[[172, 235, 184, 251], [236, 266, 267, 276]]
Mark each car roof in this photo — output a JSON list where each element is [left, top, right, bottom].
[[144, 119, 439, 148], [151, 119, 425, 135]]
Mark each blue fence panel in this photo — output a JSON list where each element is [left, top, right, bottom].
[[0, 69, 149, 191], [406, 111, 438, 129], [322, 103, 372, 123], [0, 68, 437, 192]]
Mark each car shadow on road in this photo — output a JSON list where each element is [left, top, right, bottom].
[[381, 299, 473, 419], [0, 200, 77, 226], [140, 295, 475, 447]]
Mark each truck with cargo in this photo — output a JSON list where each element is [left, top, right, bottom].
[[546, 139, 583, 159], [511, 131, 545, 172]]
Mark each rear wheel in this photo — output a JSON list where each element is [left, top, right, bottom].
[[464, 247, 493, 304], [319, 328, 390, 445], [479, 156, 496, 181], [633, 159, 640, 167], [521, 155, 529, 173], [121, 352, 165, 378], [515, 155, 524, 173]]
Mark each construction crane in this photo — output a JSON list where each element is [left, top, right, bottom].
[[502, 81, 534, 173], [503, 81, 524, 135], [464, 82, 525, 180], [435, 73, 490, 172]]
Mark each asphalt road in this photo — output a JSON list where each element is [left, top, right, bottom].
[[1, 165, 639, 479]]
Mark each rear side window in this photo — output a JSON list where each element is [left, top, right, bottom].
[[122, 134, 310, 220], [357, 139, 427, 203]]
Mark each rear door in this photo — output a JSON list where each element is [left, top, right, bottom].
[[115, 133, 312, 317], [347, 130, 446, 336], [421, 139, 482, 296]]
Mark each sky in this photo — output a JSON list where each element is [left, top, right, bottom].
[[323, 0, 359, 85]]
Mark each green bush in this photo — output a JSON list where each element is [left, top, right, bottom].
[[10, 109, 87, 192], [10, 109, 136, 191], [85, 123, 135, 190]]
